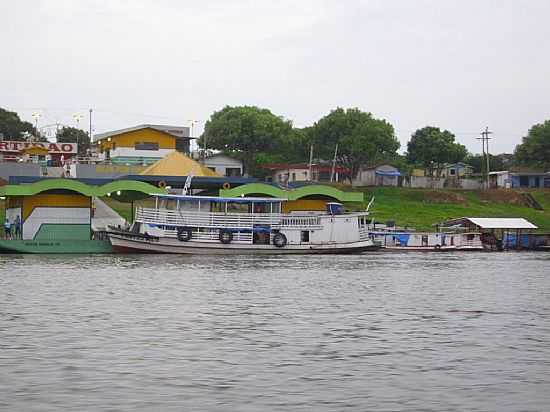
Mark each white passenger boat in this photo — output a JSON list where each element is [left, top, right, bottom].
[[107, 194, 379, 254]]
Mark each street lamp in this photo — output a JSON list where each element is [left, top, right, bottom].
[[31, 112, 41, 140], [73, 114, 83, 127], [73, 114, 84, 156], [187, 119, 199, 157]]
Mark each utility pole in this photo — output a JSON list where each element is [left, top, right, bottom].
[[477, 127, 492, 189], [308, 144, 314, 181], [330, 143, 338, 183], [89, 109, 93, 140]]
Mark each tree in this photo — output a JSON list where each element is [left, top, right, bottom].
[[406, 126, 467, 177], [0, 108, 34, 140], [56, 126, 90, 156], [199, 106, 293, 174], [514, 120, 550, 170], [464, 153, 505, 174], [309, 108, 399, 179]]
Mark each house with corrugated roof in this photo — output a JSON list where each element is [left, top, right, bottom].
[[93, 124, 192, 165]]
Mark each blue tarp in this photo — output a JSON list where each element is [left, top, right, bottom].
[[504, 233, 530, 248], [375, 171, 401, 177], [393, 233, 410, 246]]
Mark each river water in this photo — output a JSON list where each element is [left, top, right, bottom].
[[1, 252, 549, 411]]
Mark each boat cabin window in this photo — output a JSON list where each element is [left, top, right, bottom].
[[159, 198, 177, 210], [301, 231, 310, 242], [252, 203, 268, 213], [227, 202, 248, 213], [178, 199, 201, 211]]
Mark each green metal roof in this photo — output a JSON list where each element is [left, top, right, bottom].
[[219, 183, 364, 203], [0, 179, 166, 200]]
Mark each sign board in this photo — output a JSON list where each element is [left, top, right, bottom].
[[0, 141, 77, 154]]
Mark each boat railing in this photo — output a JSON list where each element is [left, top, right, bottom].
[[135, 207, 322, 230], [358, 227, 370, 241]]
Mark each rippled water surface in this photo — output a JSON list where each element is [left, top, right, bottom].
[[1, 252, 549, 411]]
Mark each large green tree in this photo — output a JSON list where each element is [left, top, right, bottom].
[[464, 153, 505, 174], [56, 126, 90, 155], [406, 126, 468, 177], [514, 120, 550, 170], [199, 106, 293, 174], [0, 108, 34, 140], [309, 108, 399, 179]]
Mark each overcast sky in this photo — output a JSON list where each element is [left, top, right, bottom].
[[2, 0, 550, 154]]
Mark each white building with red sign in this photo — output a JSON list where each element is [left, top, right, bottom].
[[0, 141, 77, 165]]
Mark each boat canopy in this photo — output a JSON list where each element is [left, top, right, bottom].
[[155, 194, 287, 204], [441, 217, 538, 230]]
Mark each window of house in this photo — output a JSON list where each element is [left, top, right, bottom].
[[519, 176, 529, 187], [135, 142, 159, 150], [225, 168, 241, 177], [449, 168, 456, 176]]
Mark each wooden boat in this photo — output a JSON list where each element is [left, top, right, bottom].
[[107, 195, 379, 254]]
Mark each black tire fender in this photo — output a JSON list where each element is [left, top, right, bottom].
[[219, 229, 233, 244], [273, 232, 287, 248], [177, 227, 192, 242]]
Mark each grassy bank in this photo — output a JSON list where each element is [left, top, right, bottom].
[[353, 187, 550, 232], [3, 189, 549, 235]]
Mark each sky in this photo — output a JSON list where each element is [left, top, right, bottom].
[[2, 0, 550, 154]]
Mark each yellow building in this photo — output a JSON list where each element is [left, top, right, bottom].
[[93, 124, 192, 165]]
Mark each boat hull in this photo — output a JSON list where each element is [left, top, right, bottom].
[[108, 234, 379, 255], [383, 245, 484, 252], [0, 239, 113, 254]]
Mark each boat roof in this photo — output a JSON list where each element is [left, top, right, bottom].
[[442, 217, 538, 230], [156, 194, 287, 203]]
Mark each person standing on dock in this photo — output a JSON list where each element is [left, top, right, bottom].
[[14, 215, 21, 239], [4, 217, 12, 240]]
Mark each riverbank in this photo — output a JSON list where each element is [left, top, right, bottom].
[[355, 187, 550, 232], [104, 187, 549, 232], [2, 188, 549, 235]]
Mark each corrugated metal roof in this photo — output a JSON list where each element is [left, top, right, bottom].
[[464, 217, 537, 229], [93, 124, 191, 142]]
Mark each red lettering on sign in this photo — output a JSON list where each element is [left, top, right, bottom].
[[0, 141, 77, 153]]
